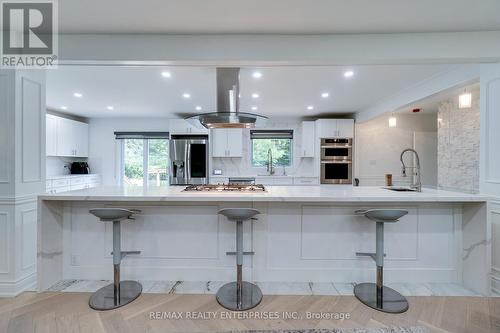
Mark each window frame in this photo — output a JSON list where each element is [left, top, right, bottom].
[[249, 130, 294, 169], [118, 136, 169, 187]]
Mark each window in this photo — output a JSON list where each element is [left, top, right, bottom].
[[116, 132, 169, 186], [250, 130, 293, 167]]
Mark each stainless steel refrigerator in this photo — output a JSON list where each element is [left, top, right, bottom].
[[169, 135, 209, 185]]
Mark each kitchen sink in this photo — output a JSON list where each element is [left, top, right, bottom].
[[383, 186, 418, 192]]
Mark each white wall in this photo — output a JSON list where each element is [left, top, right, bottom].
[[211, 118, 316, 177], [355, 113, 437, 187], [88, 118, 170, 186]]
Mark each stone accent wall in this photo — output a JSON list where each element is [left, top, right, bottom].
[[437, 85, 480, 193]]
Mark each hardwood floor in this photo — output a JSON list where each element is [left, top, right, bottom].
[[0, 292, 499, 333]]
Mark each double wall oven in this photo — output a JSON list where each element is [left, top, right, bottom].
[[320, 138, 353, 184]]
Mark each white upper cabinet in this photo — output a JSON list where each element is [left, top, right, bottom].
[[169, 119, 208, 135], [50, 115, 89, 157], [46, 115, 57, 156], [211, 128, 243, 157], [300, 121, 315, 158], [336, 119, 354, 138], [315, 119, 354, 138]]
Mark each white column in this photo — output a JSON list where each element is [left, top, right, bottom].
[[480, 64, 500, 295], [0, 69, 46, 296]]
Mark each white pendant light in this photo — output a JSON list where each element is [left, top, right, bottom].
[[459, 90, 472, 109], [389, 113, 397, 128]]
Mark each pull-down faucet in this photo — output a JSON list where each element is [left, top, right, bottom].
[[267, 149, 275, 175], [400, 148, 422, 192]]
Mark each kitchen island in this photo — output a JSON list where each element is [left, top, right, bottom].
[[38, 186, 491, 295]]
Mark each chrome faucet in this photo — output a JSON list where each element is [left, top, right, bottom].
[[400, 148, 422, 192], [267, 149, 275, 175]]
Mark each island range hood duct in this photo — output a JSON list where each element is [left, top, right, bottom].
[[185, 68, 268, 129]]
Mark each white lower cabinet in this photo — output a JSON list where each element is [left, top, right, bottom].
[[293, 177, 320, 185], [46, 175, 101, 194]]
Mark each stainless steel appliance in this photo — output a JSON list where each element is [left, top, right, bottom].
[[169, 135, 209, 185], [185, 68, 268, 129], [183, 184, 265, 192], [228, 177, 256, 185], [320, 138, 352, 160], [320, 138, 353, 184]]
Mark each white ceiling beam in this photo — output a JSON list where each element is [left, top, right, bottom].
[[59, 32, 500, 65], [355, 64, 480, 123]]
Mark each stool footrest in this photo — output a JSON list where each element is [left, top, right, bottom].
[[226, 251, 255, 256], [111, 251, 141, 260], [356, 252, 386, 261]]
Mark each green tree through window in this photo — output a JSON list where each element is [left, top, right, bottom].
[[252, 138, 292, 167]]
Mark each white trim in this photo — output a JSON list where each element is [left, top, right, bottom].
[[0, 195, 38, 205], [0, 272, 37, 297]]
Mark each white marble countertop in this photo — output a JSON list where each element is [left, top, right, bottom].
[[38, 185, 489, 203]]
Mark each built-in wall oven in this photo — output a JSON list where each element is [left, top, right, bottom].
[[320, 138, 353, 184]]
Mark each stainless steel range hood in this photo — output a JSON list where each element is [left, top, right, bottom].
[[185, 68, 268, 129]]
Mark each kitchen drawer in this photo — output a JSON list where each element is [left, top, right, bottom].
[[293, 177, 319, 185], [85, 175, 100, 183], [70, 184, 86, 191], [46, 180, 52, 189], [273, 178, 294, 185], [70, 177, 85, 186], [86, 182, 99, 189], [210, 177, 229, 184], [52, 178, 70, 188], [48, 186, 71, 194]]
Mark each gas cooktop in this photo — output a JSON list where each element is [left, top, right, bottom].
[[183, 184, 266, 192]]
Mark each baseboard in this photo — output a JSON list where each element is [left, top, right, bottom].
[[0, 273, 37, 297]]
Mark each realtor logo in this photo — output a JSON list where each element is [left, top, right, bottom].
[[1, 0, 58, 68]]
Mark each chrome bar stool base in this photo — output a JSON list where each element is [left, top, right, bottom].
[[354, 283, 408, 314], [89, 280, 142, 311], [216, 281, 263, 311]]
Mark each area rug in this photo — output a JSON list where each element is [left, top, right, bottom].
[[200, 328, 429, 333]]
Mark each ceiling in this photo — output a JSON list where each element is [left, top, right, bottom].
[[394, 82, 480, 115], [46, 65, 461, 119], [59, 0, 500, 34]]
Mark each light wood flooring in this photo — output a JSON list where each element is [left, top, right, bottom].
[[0, 292, 499, 333]]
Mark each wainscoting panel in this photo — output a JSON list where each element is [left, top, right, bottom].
[[21, 77, 42, 183]]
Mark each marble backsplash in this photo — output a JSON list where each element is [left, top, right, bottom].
[[210, 119, 317, 177], [437, 85, 480, 193]]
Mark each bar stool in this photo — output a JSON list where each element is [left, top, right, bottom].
[[354, 209, 409, 314], [217, 208, 262, 311], [88, 208, 142, 310]]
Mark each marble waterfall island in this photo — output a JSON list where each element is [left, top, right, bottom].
[[38, 186, 491, 295]]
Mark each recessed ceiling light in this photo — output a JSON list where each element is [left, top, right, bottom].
[[73, 92, 83, 98], [60, 106, 67, 110], [344, 71, 354, 78], [307, 106, 314, 110], [252, 71, 262, 79], [106, 106, 114, 110], [161, 71, 171, 78], [195, 106, 202, 111], [183, 93, 191, 99], [252, 93, 260, 99], [321, 92, 330, 98], [251, 106, 258, 111]]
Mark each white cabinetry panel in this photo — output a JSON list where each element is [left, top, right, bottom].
[[21, 78, 42, 182], [300, 121, 315, 157], [316, 119, 354, 138], [211, 129, 243, 157], [170, 119, 208, 135], [53, 116, 89, 157], [46, 115, 57, 156]]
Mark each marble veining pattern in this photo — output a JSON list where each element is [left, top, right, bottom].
[[48, 280, 480, 297]]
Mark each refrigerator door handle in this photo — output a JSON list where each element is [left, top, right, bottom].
[[186, 143, 191, 183]]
